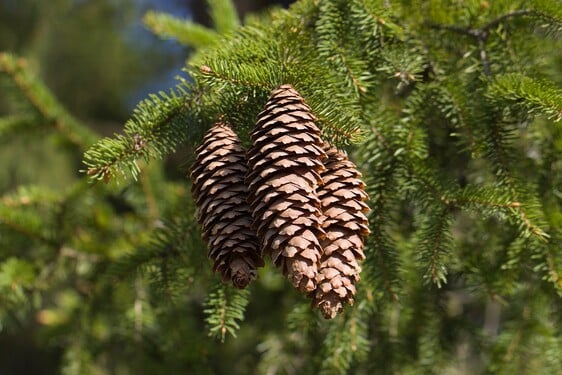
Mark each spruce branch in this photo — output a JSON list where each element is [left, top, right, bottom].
[[427, 9, 536, 38], [365, 211, 399, 300], [1, 185, 61, 208], [144, 0, 240, 51], [360, 0, 404, 42], [426, 8, 554, 76], [438, 84, 478, 155], [0, 114, 43, 140], [485, 291, 562, 373], [104, 217, 199, 283], [0, 53, 97, 150], [360, 126, 402, 300], [320, 299, 370, 375], [0, 206, 56, 246], [417, 206, 452, 287], [143, 11, 220, 49], [316, 0, 370, 95], [482, 112, 518, 192], [0, 185, 65, 247], [544, 242, 562, 291], [286, 302, 319, 338], [197, 63, 271, 89], [204, 283, 250, 342], [304, 92, 363, 145], [2, 0, 561, 371], [198, 6, 365, 145], [488, 73, 562, 121], [475, 114, 550, 245], [105, 246, 162, 282], [208, 0, 240, 34], [0, 216, 49, 245], [440, 184, 549, 243], [198, 65, 363, 146], [334, 47, 368, 94], [480, 10, 534, 32], [84, 80, 200, 182]]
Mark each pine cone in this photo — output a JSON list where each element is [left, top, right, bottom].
[[246, 84, 326, 293], [313, 143, 370, 318], [190, 122, 264, 289]]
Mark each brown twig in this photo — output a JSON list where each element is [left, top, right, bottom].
[[427, 10, 535, 77]]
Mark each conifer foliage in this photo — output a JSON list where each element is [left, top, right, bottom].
[[191, 122, 263, 288]]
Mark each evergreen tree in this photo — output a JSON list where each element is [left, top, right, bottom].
[[1, 0, 562, 373]]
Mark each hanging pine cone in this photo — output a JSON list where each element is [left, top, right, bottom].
[[190, 122, 264, 289], [246, 84, 326, 293], [313, 143, 370, 319]]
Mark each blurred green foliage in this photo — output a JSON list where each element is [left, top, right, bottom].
[[0, 0, 179, 121]]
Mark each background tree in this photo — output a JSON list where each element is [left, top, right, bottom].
[[1, 0, 562, 374]]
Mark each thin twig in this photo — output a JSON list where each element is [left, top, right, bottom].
[[477, 38, 491, 76], [481, 10, 534, 32], [426, 9, 535, 77], [426, 23, 477, 37]]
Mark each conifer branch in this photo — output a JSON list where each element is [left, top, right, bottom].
[[0, 114, 42, 139], [139, 170, 159, 221], [2, 0, 561, 371], [477, 120, 551, 258], [426, 9, 547, 76], [0, 53, 97, 150], [1, 185, 60, 207], [0, 186, 61, 246], [338, 49, 368, 94], [488, 74, 562, 121], [143, 11, 220, 49], [484, 115, 517, 191], [368, 223, 399, 300], [316, 1, 368, 95], [106, 249, 160, 282], [0, 216, 52, 245], [198, 64, 270, 89], [208, 0, 240, 34], [439, 85, 478, 154], [104, 217, 198, 283], [321, 300, 370, 374], [417, 206, 452, 287], [312, 108, 362, 145], [0, 209, 56, 246], [545, 246, 562, 290], [84, 83, 199, 182], [427, 10, 535, 38], [362, 127, 401, 300], [452, 188, 549, 242], [428, 211, 447, 284], [204, 284, 250, 342], [481, 10, 534, 32]]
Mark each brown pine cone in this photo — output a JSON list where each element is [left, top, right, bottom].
[[190, 122, 264, 289], [313, 143, 370, 318], [246, 84, 326, 293]]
